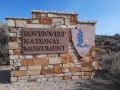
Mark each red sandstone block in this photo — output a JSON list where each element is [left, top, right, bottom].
[[34, 58, 49, 65], [80, 67, 91, 72], [69, 67, 81, 72], [62, 76, 71, 80]]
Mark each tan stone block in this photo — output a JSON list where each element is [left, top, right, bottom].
[[26, 70, 40, 75], [34, 58, 49, 65], [10, 55, 19, 59], [62, 76, 71, 80], [80, 67, 91, 71], [63, 68, 69, 72], [84, 72, 92, 76], [49, 57, 61, 64], [27, 59, 34, 66], [60, 53, 73, 64], [28, 66, 35, 70], [21, 59, 27, 66], [72, 76, 79, 80], [9, 42, 20, 49], [51, 67, 63, 74], [80, 56, 91, 62], [28, 65, 42, 70], [69, 67, 81, 72], [54, 64, 61, 68], [27, 24, 44, 28], [40, 69, 51, 75], [11, 77, 17, 82], [13, 71, 26, 76], [8, 20, 15, 27], [81, 62, 92, 67], [63, 63, 75, 68], [15, 20, 27, 27]]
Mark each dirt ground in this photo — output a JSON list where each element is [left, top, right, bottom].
[[0, 66, 120, 90]]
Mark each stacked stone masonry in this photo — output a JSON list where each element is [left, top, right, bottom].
[[5, 10, 97, 83]]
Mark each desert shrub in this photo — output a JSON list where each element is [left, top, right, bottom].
[[101, 52, 120, 79], [0, 21, 9, 65]]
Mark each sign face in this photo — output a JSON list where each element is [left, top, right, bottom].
[[72, 25, 95, 57], [23, 28, 69, 54]]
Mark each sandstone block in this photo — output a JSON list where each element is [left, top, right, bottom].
[[54, 74, 64, 77], [34, 58, 49, 65], [30, 75, 39, 79], [54, 77, 62, 81], [10, 60, 14, 65], [9, 42, 20, 49], [8, 20, 15, 27], [19, 66, 27, 70], [15, 20, 27, 27], [10, 55, 19, 60], [60, 53, 73, 64], [63, 68, 69, 73], [49, 57, 61, 64], [40, 69, 51, 75], [13, 71, 26, 76], [62, 76, 71, 80], [72, 76, 79, 80], [14, 63, 21, 66], [36, 54, 47, 58], [69, 67, 81, 72], [52, 18, 64, 25], [26, 70, 40, 75], [84, 72, 92, 76], [11, 77, 17, 82], [48, 14, 60, 17], [61, 15, 71, 18], [73, 72, 82, 76], [63, 63, 75, 68], [64, 72, 73, 76], [27, 24, 43, 28], [27, 59, 34, 66]]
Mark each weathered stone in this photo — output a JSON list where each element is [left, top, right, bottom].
[[48, 14, 60, 17], [36, 54, 47, 58], [60, 53, 73, 64], [19, 66, 27, 70], [34, 58, 49, 65], [84, 72, 92, 76], [27, 24, 44, 28], [54, 73, 64, 77], [26, 70, 40, 75], [28, 65, 42, 70], [44, 74, 54, 78], [30, 75, 39, 79], [80, 56, 91, 62], [42, 65, 54, 69], [63, 63, 75, 68], [9, 60, 13, 66], [52, 18, 64, 25], [14, 63, 21, 66], [61, 15, 71, 18], [13, 50, 21, 55], [32, 20, 39, 24], [27, 59, 34, 66], [10, 55, 19, 59], [20, 55, 33, 59], [63, 68, 69, 73], [40, 69, 51, 75], [43, 25, 52, 28], [73, 72, 82, 76], [62, 76, 71, 80], [65, 19, 71, 25], [15, 20, 27, 27], [72, 76, 79, 80], [39, 17, 52, 24], [9, 33, 16, 37], [69, 67, 81, 72], [82, 62, 92, 67], [51, 67, 63, 74], [11, 77, 17, 82], [14, 59, 21, 63], [13, 71, 26, 76], [49, 57, 61, 64], [9, 42, 20, 49], [8, 20, 15, 27], [64, 72, 73, 76], [61, 25, 67, 28]]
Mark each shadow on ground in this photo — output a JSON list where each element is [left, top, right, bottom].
[[0, 70, 10, 84]]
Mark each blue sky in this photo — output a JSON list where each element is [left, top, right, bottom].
[[0, 0, 120, 35]]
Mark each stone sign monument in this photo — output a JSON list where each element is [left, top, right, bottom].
[[5, 10, 97, 83]]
